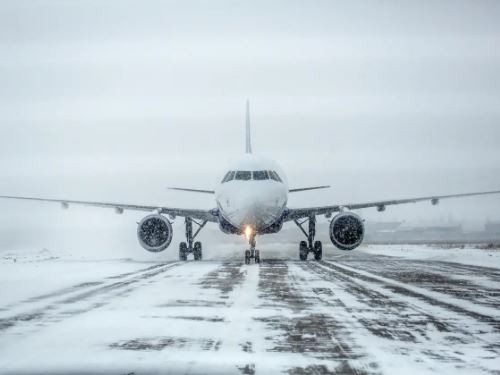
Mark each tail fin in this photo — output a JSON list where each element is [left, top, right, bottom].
[[245, 100, 252, 154]]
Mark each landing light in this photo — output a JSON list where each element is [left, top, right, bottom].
[[245, 226, 253, 239]]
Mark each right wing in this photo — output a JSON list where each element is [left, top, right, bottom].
[[0, 195, 218, 222], [168, 187, 215, 194]]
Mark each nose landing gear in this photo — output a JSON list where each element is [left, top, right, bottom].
[[244, 233, 260, 264], [294, 215, 322, 261], [179, 217, 207, 261]]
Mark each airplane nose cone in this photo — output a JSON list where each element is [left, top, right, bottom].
[[223, 186, 285, 231]]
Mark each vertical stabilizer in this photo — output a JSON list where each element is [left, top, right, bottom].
[[245, 100, 252, 154]]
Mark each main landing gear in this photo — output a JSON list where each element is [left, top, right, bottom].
[[179, 217, 207, 261], [294, 215, 322, 261], [244, 232, 260, 264]]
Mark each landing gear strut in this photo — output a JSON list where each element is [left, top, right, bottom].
[[179, 217, 207, 261], [294, 215, 322, 261], [244, 232, 260, 264]]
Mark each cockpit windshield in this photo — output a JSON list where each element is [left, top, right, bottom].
[[235, 171, 252, 181], [269, 171, 283, 182], [221, 171, 235, 183], [252, 171, 269, 180], [221, 170, 282, 183]]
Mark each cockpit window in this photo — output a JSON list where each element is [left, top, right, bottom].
[[221, 171, 235, 183], [225, 170, 280, 182], [253, 170, 269, 180], [269, 171, 283, 182], [235, 171, 252, 181]]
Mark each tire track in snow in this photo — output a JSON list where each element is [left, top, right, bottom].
[[0, 262, 174, 315], [302, 260, 500, 374], [321, 260, 500, 329], [107, 260, 260, 374], [0, 261, 181, 334], [334, 254, 500, 310], [255, 259, 378, 375], [210, 262, 261, 375]]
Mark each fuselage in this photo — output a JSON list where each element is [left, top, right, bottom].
[[215, 154, 288, 234]]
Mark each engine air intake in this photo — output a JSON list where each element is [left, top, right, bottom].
[[329, 212, 364, 251], [137, 214, 173, 252]]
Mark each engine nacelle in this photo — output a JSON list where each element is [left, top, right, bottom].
[[137, 214, 173, 252], [329, 212, 364, 251]]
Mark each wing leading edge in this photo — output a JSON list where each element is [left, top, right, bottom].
[[285, 189, 500, 221], [0, 195, 218, 222]]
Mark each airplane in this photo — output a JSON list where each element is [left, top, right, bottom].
[[1, 101, 500, 264]]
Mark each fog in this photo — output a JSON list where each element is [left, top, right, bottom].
[[1, 0, 500, 256]]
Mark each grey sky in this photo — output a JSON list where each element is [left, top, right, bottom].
[[1, 0, 500, 254]]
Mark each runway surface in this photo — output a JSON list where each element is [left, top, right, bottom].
[[0, 249, 499, 374]]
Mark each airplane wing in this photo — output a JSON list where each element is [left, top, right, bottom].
[[0, 195, 218, 222], [289, 185, 330, 193], [167, 187, 215, 194], [285, 189, 500, 221]]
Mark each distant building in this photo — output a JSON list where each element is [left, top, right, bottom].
[[365, 221, 466, 243], [366, 221, 403, 232], [485, 221, 500, 234]]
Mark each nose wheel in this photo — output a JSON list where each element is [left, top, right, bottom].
[[244, 233, 260, 264], [245, 249, 260, 264]]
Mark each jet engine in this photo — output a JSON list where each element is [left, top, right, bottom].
[[329, 212, 364, 251], [137, 214, 173, 252]]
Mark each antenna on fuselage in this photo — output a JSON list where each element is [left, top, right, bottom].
[[245, 99, 252, 154]]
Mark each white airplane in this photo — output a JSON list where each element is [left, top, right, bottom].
[[1, 101, 500, 263]]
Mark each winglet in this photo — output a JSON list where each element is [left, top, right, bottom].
[[245, 99, 252, 154]]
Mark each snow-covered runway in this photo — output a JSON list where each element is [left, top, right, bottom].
[[1, 248, 499, 374]]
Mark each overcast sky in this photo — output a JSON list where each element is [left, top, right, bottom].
[[1, 0, 499, 255]]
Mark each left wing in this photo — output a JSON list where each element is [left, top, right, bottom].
[[285, 189, 500, 221], [0, 195, 218, 222], [289, 185, 330, 193]]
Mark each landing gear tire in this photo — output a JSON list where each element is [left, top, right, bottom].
[[255, 250, 260, 264], [245, 250, 251, 265], [193, 241, 202, 261], [179, 242, 188, 261], [299, 241, 308, 261], [314, 240, 323, 261]]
